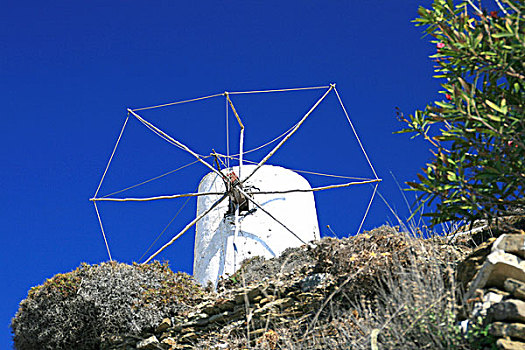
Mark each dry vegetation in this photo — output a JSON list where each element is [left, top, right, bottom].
[[13, 225, 502, 349], [206, 225, 476, 349], [11, 261, 204, 350]]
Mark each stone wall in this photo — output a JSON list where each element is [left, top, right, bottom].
[[102, 272, 334, 349], [458, 233, 525, 350]]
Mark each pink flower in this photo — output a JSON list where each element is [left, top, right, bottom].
[[437, 42, 445, 49], [445, 93, 452, 100]]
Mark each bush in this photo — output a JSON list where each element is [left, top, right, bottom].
[[347, 252, 470, 349], [206, 228, 475, 349], [270, 235, 486, 349], [306, 234, 473, 349], [397, 0, 525, 227], [11, 261, 203, 350]]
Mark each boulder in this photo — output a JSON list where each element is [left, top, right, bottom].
[[490, 322, 525, 341], [136, 335, 160, 349], [496, 338, 525, 350], [490, 299, 525, 323], [505, 278, 525, 301], [466, 250, 525, 299], [493, 235, 525, 259], [457, 238, 496, 290]]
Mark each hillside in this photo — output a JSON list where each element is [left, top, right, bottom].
[[12, 224, 483, 349]]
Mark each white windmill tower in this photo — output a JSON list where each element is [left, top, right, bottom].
[[193, 164, 320, 286], [91, 84, 381, 287]]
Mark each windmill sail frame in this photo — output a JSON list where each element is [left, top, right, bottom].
[[91, 83, 381, 270]]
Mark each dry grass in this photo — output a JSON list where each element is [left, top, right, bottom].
[[195, 226, 476, 349], [12, 225, 487, 349]]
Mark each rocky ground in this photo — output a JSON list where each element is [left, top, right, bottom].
[[102, 225, 473, 349], [16, 218, 525, 349]]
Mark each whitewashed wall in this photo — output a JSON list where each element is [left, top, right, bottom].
[[193, 164, 320, 287]]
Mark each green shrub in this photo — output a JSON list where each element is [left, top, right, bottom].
[[397, 0, 525, 227], [11, 261, 203, 350]]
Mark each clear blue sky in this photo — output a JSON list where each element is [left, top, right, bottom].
[[1, 1, 441, 347]]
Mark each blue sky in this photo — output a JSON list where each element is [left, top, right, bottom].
[[1, 1, 442, 347]]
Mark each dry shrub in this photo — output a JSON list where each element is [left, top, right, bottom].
[[345, 247, 469, 349], [11, 261, 203, 350], [202, 227, 474, 349], [290, 233, 470, 349]]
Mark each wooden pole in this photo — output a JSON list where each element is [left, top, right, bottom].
[[250, 179, 382, 195], [90, 191, 224, 202], [241, 85, 334, 185], [142, 193, 228, 264], [236, 187, 306, 245], [127, 109, 225, 180]]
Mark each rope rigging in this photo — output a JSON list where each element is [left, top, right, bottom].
[[92, 83, 381, 264], [138, 189, 195, 263]]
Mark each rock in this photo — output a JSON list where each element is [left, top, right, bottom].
[[180, 327, 195, 334], [488, 287, 511, 298], [160, 337, 177, 347], [156, 318, 171, 333], [207, 311, 228, 323], [471, 291, 506, 318], [485, 291, 506, 304], [490, 299, 525, 323], [297, 292, 322, 302], [233, 286, 261, 304], [179, 332, 197, 342], [136, 335, 160, 349], [466, 250, 525, 299], [216, 299, 235, 312], [202, 304, 219, 315], [186, 312, 207, 319], [158, 332, 171, 341], [259, 295, 276, 304], [194, 317, 209, 327], [493, 235, 525, 259], [505, 279, 525, 300], [457, 238, 496, 290], [300, 273, 327, 292], [496, 338, 525, 350], [490, 322, 525, 341], [253, 297, 293, 317]]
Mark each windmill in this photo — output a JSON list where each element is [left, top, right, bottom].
[[90, 83, 381, 286]]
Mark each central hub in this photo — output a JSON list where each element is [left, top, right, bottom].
[[225, 171, 250, 215]]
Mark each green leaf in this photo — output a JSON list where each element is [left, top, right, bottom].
[[487, 114, 503, 122], [485, 99, 505, 114], [435, 101, 454, 108], [398, 1, 525, 228], [491, 33, 514, 38]]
